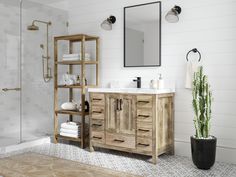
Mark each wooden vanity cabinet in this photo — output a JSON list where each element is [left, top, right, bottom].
[[89, 92, 174, 164]]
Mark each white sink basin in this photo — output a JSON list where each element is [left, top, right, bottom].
[[87, 88, 175, 94]]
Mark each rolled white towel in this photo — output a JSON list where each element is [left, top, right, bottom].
[[60, 128, 79, 135], [60, 132, 79, 138]]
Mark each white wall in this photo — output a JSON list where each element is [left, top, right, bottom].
[[67, 0, 236, 164]]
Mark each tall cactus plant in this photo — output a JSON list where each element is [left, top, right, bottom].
[[192, 66, 213, 139]]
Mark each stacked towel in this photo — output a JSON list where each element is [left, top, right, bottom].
[[60, 122, 80, 138], [59, 122, 89, 138], [62, 53, 91, 61]]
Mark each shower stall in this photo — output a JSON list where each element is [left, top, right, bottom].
[[0, 0, 68, 147]]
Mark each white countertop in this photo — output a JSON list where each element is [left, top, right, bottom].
[[87, 88, 175, 94]]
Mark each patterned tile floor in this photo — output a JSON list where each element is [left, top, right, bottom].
[[1, 142, 236, 177]]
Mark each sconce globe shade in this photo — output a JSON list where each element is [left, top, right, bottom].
[[101, 15, 116, 30], [165, 5, 181, 23], [101, 20, 112, 30], [165, 11, 179, 23]]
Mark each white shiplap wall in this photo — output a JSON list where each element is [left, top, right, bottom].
[[65, 0, 236, 163]]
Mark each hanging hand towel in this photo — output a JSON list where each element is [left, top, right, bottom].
[[185, 61, 198, 89]]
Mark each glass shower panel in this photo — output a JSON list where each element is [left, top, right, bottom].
[[21, 0, 68, 141], [0, 0, 21, 147]]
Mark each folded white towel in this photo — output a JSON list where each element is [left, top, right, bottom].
[[61, 122, 80, 130], [63, 53, 80, 58], [185, 61, 198, 89], [60, 128, 79, 135], [62, 57, 80, 61], [63, 53, 90, 58], [60, 132, 79, 138], [63, 121, 79, 126]]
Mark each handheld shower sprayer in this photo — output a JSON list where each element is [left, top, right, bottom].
[[27, 20, 52, 83]]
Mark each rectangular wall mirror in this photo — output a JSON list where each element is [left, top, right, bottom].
[[124, 1, 161, 67]]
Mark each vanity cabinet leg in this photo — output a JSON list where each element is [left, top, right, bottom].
[[89, 142, 94, 152], [54, 136, 58, 144], [152, 155, 157, 164], [169, 145, 175, 155]]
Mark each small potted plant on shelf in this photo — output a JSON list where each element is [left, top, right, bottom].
[[191, 66, 216, 170]]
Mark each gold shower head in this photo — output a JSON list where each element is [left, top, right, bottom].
[[27, 20, 51, 31], [27, 23, 39, 31]]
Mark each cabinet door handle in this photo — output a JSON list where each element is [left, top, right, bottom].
[[138, 101, 149, 104], [93, 98, 102, 101], [138, 129, 150, 132], [138, 143, 150, 147], [116, 99, 120, 111], [114, 139, 125, 143], [92, 123, 102, 127], [92, 136, 102, 139], [138, 115, 150, 118], [92, 111, 102, 114], [120, 99, 123, 111]]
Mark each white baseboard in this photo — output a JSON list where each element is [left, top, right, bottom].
[[175, 140, 236, 164], [0, 137, 50, 154]]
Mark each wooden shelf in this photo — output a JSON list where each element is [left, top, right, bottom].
[[55, 34, 98, 42], [56, 134, 81, 142], [54, 34, 99, 149], [56, 60, 98, 65], [55, 110, 89, 116], [57, 85, 97, 89]]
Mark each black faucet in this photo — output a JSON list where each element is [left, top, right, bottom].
[[133, 77, 141, 88]]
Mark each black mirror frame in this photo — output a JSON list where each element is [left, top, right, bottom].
[[124, 1, 162, 67]]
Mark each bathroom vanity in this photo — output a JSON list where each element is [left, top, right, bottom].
[[88, 88, 175, 164]]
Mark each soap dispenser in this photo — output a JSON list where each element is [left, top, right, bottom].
[[158, 74, 164, 89]]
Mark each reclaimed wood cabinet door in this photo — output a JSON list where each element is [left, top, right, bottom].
[[105, 94, 120, 133], [105, 94, 136, 135], [118, 95, 136, 135]]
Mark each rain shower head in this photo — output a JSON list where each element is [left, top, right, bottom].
[[27, 20, 51, 31], [27, 24, 39, 31]]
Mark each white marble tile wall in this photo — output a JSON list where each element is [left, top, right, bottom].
[[21, 0, 68, 139], [65, 0, 236, 163], [0, 0, 21, 144], [0, 0, 69, 146]]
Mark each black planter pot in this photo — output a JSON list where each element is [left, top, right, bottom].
[[191, 136, 217, 170]]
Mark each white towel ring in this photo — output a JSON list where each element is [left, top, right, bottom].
[[186, 48, 201, 62]]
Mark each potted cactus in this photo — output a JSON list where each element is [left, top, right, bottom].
[[191, 66, 216, 170]]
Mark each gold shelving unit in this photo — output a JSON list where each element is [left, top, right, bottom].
[[54, 34, 99, 148]]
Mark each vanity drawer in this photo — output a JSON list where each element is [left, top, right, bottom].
[[91, 106, 105, 119], [105, 133, 135, 149], [137, 123, 152, 138], [137, 95, 153, 109], [137, 109, 153, 123], [91, 119, 104, 132], [91, 131, 105, 144], [91, 93, 105, 106], [137, 137, 152, 152]]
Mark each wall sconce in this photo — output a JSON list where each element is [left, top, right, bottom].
[[165, 5, 182, 23], [101, 15, 116, 30]]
